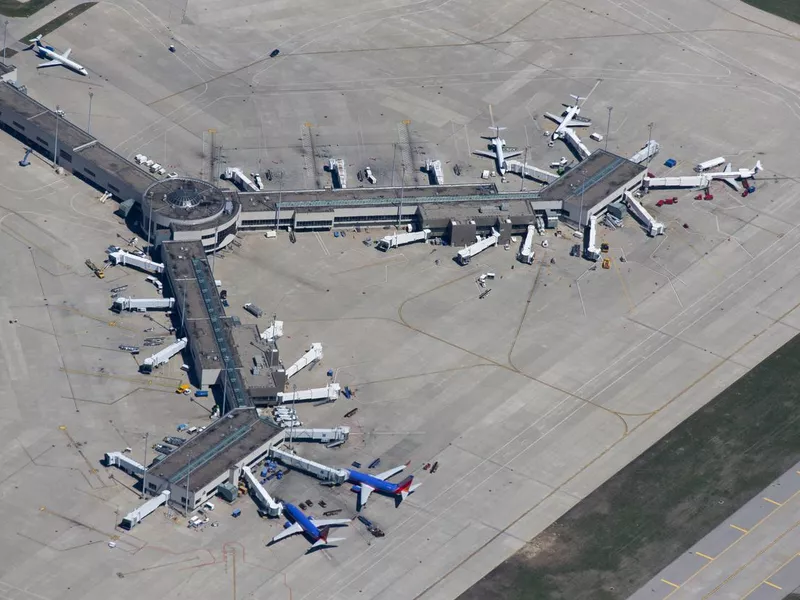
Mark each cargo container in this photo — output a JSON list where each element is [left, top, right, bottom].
[[243, 303, 263, 318]]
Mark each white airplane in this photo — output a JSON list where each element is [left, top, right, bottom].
[[27, 35, 88, 76], [644, 161, 763, 192], [545, 95, 591, 141], [706, 161, 763, 191], [473, 126, 522, 175]]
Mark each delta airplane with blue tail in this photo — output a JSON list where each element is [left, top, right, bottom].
[[269, 503, 351, 550], [27, 35, 88, 76], [348, 462, 421, 510]]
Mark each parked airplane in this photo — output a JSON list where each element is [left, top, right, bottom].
[[644, 161, 763, 192], [706, 161, 763, 191], [348, 463, 421, 509], [269, 503, 350, 549], [27, 35, 88, 76], [545, 95, 591, 141], [473, 126, 522, 175]]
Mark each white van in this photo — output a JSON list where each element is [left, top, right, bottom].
[[187, 426, 198, 434], [203, 501, 215, 511]]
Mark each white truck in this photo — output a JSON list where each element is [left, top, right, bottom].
[[112, 297, 175, 312], [244, 303, 263, 318], [694, 157, 726, 173]]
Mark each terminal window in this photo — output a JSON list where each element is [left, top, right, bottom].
[[59, 149, 72, 163], [11, 121, 24, 131]]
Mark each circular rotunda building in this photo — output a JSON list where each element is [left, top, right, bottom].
[[141, 177, 240, 252]]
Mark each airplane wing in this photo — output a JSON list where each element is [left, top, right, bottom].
[[271, 523, 303, 543], [62, 49, 72, 59], [38, 60, 63, 68], [359, 485, 375, 507], [310, 518, 351, 527], [504, 151, 523, 159], [722, 178, 742, 191], [376, 465, 407, 480], [544, 112, 564, 124], [564, 118, 591, 128], [473, 150, 497, 159]]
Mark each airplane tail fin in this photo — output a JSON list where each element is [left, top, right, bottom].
[[401, 482, 422, 501], [27, 35, 42, 48], [754, 160, 763, 173], [395, 475, 419, 501], [312, 526, 345, 548], [489, 126, 506, 133], [570, 94, 587, 104]]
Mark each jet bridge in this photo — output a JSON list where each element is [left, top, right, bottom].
[[624, 191, 664, 236], [105, 451, 146, 478], [121, 490, 170, 530], [241, 465, 283, 517], [518, 225, 535, 264], [269, 447, 348, 484], [564, 128, 591, 160], [287, 426, 351, 444], [376, 228, 431, 251], [644, 175, 709, 189], [109, 250, 165, 274], [583, 215, 601, 261], [277, 383, 340, 404], [140, 337, 188, 373], [505, 160, 559, 184], [224, 167, 259, 192], [260, 320, 284, 342], [456, 229, 500, 266], [285, 343, 323, 379], [329, 158, 347, 189], [426, 159, 444, 185]]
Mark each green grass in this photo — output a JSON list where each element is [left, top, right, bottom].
[[0, 0, 57, 18], [1, 3, 95, 59], [459, 331, 800, 600], [741, 0, 800, 24]]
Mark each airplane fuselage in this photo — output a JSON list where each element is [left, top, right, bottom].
[[347, 469, 403, 495], [284, 503, 323, 540], [34, 44, 88, 76], [552, 106, 580, 139], [490, 137, 508, 174]]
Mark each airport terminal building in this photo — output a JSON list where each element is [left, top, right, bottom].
[[0, 80, 646, 251]]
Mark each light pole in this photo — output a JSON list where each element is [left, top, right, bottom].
[[398, 163, 406, 227], [53, 105, 61, 168], [605, 106, 612, 152], [142, 432, 149, 498], [87, 91, 94, 136], [520, 147, 528, 192], [289, 383, 297, 447], [184, 453, 193, 515], [646, 122, 654, 166], [3, 21, 8, 65], [579, 169, 587, 227]]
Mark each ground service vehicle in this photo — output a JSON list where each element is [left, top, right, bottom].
[[244, 303, 263, 318]]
